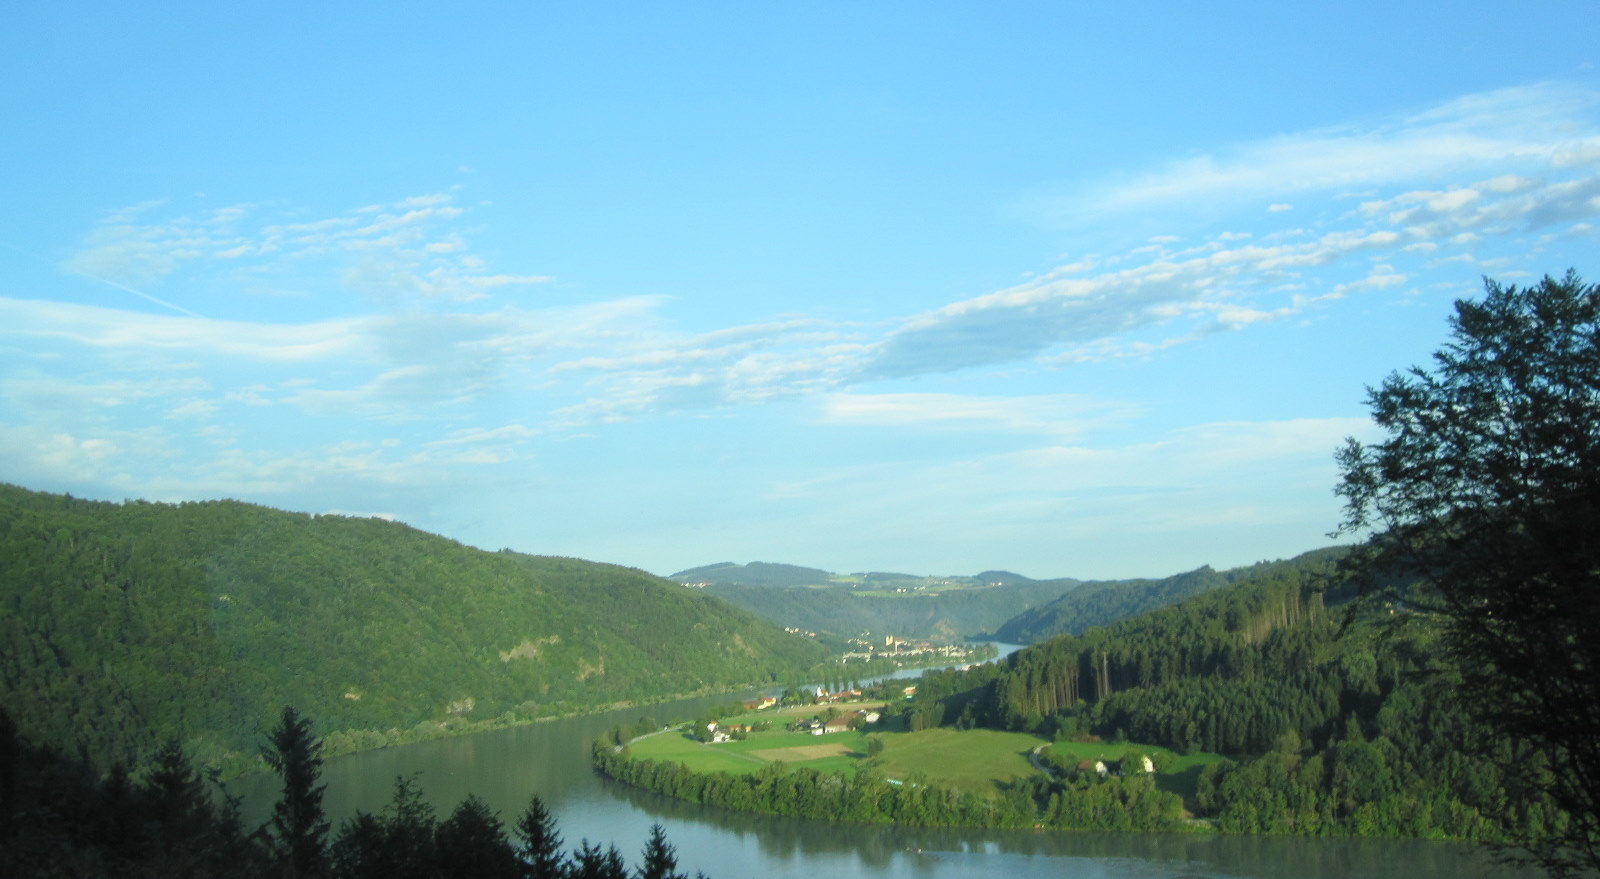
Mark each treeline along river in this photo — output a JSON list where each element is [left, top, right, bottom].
[[236, 661, 1535, 878]]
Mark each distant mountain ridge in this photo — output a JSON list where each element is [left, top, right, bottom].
[[0, 484, 828, 773], [669, 560, 1081, 640], [671, 552, 1347, 645]]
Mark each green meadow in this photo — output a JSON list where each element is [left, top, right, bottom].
[[628, 712, 1224, 804], [629, 727, 867, 776], [874, 728, 1048, 795]]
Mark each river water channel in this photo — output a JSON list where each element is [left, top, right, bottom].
[[238, 666, 1535, 878]]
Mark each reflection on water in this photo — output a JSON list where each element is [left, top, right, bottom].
[[237, 678, 1536, 879]]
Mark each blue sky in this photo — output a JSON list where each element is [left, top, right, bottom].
[[4, 2, 1598, 579]]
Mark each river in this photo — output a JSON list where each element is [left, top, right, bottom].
[[237, 657, 1535, 878]]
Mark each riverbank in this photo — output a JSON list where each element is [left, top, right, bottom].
[[594, 714, 1190, 833], [237, 681, 1538, 879]]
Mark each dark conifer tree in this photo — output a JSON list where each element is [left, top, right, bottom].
[[262, 706, 329, 877], [436, 794, 521, 879], [602, 843, 629, 879], [330, 812, 389, 879], [144, 737, 243, 877], [381, 773, 437, 878], [515, 794, 567, 879], [572, 840, 606, 879], [636, 823, 683, 879]]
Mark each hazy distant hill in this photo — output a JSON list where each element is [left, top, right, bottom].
[[685, 551, 1352, 645], [0, 484, 828, 772], [669, 561, 835, 588], [668, 563, 1078, 637], [990, 547, 1349, 644], [973, 570, 1034, 586], [700, 577, 1081, 640]]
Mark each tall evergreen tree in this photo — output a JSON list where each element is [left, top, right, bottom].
[[380, 774, 437, 878], [515, 794, 567, 879], [435, 794, 521, 879], [261, 706, 329, 877], [636, 823, 683, 879]]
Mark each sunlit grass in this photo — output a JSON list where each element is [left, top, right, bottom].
[[628, 721, 1217, 803], [876, 728, 1047, 795]]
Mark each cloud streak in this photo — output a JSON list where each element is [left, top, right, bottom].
[[1075, 82, 1600, 215], [61, 191, 551, 311]]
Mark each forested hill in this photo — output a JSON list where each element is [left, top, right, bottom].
[[991, 548, 1347, 644], [905, 553, 1563, 840], [0, 484, 828, 773]]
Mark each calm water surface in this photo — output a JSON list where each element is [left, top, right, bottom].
[[239, 668, 1534, 878]]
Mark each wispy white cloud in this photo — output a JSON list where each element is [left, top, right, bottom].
[[61, 191, 548, 309], [1069, 82, 1600, 216], [863, 118, 1600, 380], [0, 298, 377, 361]]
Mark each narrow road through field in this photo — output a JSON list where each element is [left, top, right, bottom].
[[1029, 744, 1058, 780]]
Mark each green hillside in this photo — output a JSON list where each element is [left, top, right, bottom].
[[902, 556, 1565, 841], [0, 484, 828, 773], [991, 548, 1348, 643]]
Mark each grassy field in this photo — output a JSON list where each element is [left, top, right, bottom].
[[629, 721, 1049, 796], [627, 712, 1220, 804], [875, 728, 1048, 795], [629, 727, 870, 776]]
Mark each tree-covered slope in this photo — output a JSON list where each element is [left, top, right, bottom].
[[991, 548, 1347, 644], [904, 553, 1564, 841], [0, 484, 827, 772]]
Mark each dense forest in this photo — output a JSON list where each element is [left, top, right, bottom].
[[989, 548, 1347, 644], [0, 483, 828, 775], [906, 555, 1566, 841]]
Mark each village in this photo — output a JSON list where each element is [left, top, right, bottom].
[[838, 635, 990, 665]]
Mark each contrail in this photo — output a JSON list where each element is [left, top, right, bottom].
[[69, 269, 207, 319], [0, 240, 207, 319]]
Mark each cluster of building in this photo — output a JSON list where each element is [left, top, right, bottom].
[[701, 721, 755, 744], [788, 708, 881, 736], [838, 636, 982, 663]]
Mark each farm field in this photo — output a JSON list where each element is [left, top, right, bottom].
[[629, 727, 868, 776], [874, 728, 1048, 795], [627, 714, 1221, 803]]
